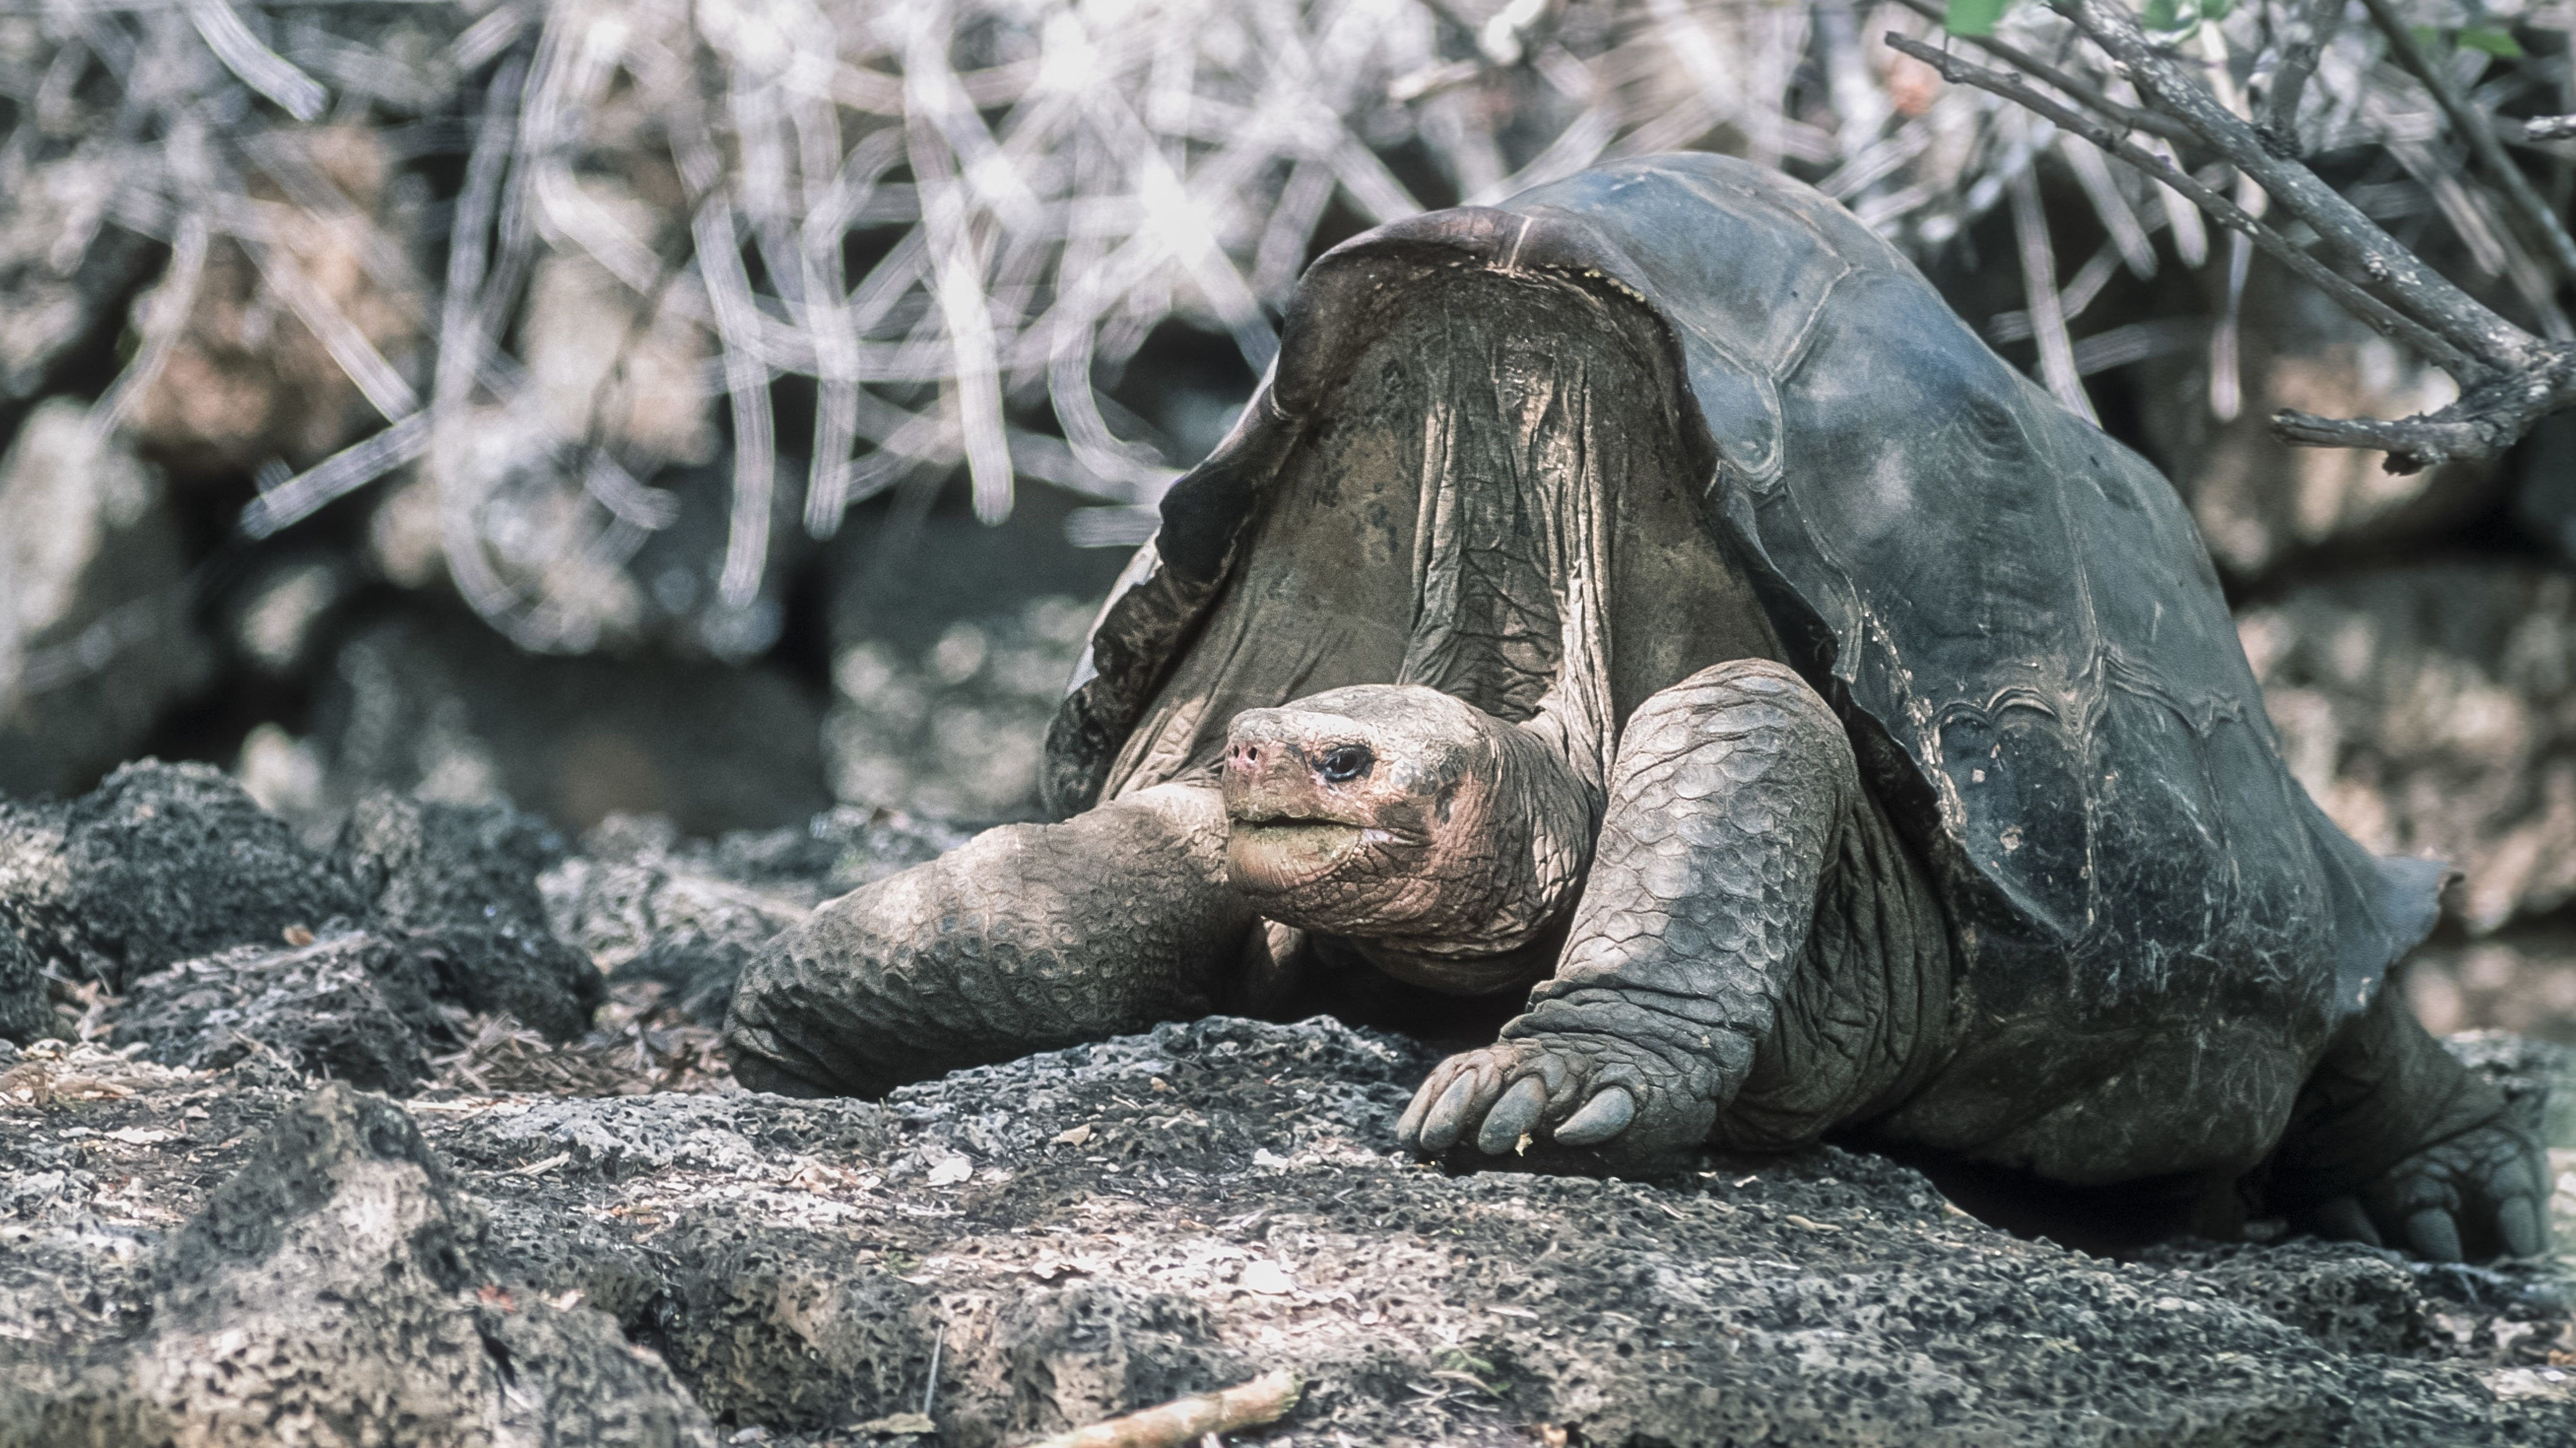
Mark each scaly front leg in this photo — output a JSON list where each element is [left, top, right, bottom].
[[724, 783, 1257, 1097], [1399, 660, 1853, 1159]]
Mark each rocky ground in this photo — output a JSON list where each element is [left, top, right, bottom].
[[5, 764, 2576, 1445]]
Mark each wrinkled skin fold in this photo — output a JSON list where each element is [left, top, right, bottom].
[[726, 155, 2543, 1261]]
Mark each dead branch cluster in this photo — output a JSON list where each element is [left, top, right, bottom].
[[5, 0, 2573, 658], [1887, 0, 2576, 472]]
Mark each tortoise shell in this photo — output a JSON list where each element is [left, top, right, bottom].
[[1045, 153, 2438, 1037]]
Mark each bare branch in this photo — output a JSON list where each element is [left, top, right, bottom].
[[1895, 25, 2576, 472], [1884, 33, 2477, 374], [2274, 347, 2576, 470], [181, 0, 326, 120], [1882, 0, 2194, 143], [2050, 0, 2535, 370], [2257, 0, 2340, 157], [2009, 160, 2097, 419], [2529, 114, 2576, 142], [2351, 0, 2576, 282]]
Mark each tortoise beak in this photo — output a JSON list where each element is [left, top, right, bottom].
[[1220, 708, 1386, 894]]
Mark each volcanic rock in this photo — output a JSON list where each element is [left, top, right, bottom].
[[545, 807, 962, 1027], [0, 760, 366, 993], [5, 1011, 2574, 1444], [337, 791, 602, 1039], [0, 1081, 716, 1447], [110, 931, 446, 1093], [0, 401, 212, 799]]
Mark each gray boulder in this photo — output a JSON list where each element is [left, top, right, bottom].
[[2242, 564, 2576, 934]]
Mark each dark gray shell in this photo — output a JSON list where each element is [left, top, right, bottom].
[[1045, 153, 2439, 1027]]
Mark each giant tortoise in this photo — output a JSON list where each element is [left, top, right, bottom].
[[726, 153, 2542, 1261]]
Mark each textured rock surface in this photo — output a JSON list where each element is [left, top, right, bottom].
[[0, 401, 212, 799], [0, 925, 39, 1046], [0, 1081, 718, 1448], [1, 764, 611, 1055], [2242, 564, 2576, 934], [544, 808, 962, 1027], [5, 777, 2574, 1442], [7, 1017, 2573, 1446], [338, 791, 603, 1038], [111, 931, 447, 1093], [0, 761, 367, 993]]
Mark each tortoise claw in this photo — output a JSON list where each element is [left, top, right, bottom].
[[2347, 1117, 2548, 1261], [1417, 1071, 1485, 1151], [1553, 1087, 1637, 1146], [1394, 1081, 1433, 1151], [2403, 1207, 2464, 1264], [1400, 1039, 1713, 1159], [1477, 1077, 1550, 1155], [2309, 1195, 2382, 1249], [2497, 1195, 2544, 1259]]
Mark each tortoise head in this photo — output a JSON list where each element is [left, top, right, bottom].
[[1220, 685, 1592, 956]]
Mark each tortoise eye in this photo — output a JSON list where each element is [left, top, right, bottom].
[[1318, 745, 1374, 784]]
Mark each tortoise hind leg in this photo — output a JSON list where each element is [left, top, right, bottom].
[[2269, 981, 2547, 1261]]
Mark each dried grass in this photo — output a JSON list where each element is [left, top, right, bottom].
[[428, 980, 733, 1095]]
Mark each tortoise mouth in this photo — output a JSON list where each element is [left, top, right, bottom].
[[1225, 816, 1383, 895]]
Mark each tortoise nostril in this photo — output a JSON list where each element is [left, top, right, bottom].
[[1318, 745, 1374, 784]]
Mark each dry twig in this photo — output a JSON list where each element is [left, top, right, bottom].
[[1023, 1368, 1303, 1448], [1893, 0, 2576, 474], [12, 0, 2573, 671]]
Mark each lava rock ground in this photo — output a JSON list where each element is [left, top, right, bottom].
[[3, 780, 2576, 1444], [6, 1014, 2576, 1445]]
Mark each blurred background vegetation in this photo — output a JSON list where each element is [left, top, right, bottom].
[[3, 0, 2575, 1034]]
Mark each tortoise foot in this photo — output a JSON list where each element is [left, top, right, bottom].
[[1394, 1034, 1716, 1160], [2305, 1121, 2547, 1262], [2276, 982, 2548, 1262], [727, 1053, 839, 1100]]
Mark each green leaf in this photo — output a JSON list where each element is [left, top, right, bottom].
[[2141, 0, 2195, 30], [2197, 0, 2234, 18], [2456, 24, 2525, 57], [1944, 0, 2011, 37]]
